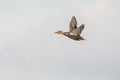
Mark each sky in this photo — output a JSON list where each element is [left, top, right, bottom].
[[0, 0, 120, 80]]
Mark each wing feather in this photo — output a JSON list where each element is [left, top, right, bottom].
[[79, 24, 85, 35], [69, 16, 77, 32]]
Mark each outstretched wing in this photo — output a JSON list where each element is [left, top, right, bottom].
[[69, 16, 77, 32], [79, 24, 85, 35]]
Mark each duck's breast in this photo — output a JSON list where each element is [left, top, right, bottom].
[[71, 29, 80, 36]]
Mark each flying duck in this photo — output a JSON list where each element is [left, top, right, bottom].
[[55, 16, 85, 41]]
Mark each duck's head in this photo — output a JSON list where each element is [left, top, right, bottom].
[[55, 31, 64, 34]]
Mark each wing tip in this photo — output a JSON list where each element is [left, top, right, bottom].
[[72, 16, 76, 19]]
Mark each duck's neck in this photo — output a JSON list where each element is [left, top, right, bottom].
[[63, 32, 70, 36]]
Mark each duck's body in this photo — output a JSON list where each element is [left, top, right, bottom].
[[55, 16, 85, 41]]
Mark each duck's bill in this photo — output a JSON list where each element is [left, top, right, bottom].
[[54, 31, 63, 34]]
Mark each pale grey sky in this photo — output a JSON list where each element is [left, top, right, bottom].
[[0, 0, 120, 80]]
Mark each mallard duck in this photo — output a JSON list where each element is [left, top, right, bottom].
[[55, 16, 85, 41]]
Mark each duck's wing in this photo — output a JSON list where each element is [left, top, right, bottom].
[[69, 16, 77, 32], [79, 24, 85, 35]]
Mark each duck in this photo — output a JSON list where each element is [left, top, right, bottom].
[[55, 16, 85, 41]]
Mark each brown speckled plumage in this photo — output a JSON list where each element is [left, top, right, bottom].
[[55, 16, 85, 41]]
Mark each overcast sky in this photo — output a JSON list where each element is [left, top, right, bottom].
[[0, 0, 120, 80]]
